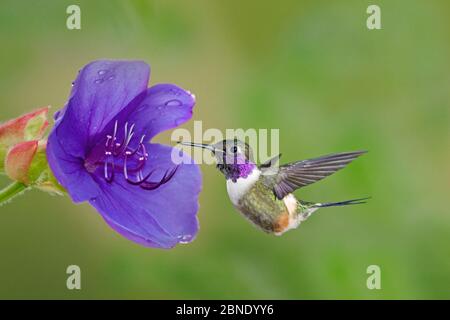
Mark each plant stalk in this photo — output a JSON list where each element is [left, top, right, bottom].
[[0, 181, 28, 206]]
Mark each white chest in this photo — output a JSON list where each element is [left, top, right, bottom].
[[226, 170, 261, 206]]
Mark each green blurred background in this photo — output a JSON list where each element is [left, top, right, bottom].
[[0, 0, 449, 299]]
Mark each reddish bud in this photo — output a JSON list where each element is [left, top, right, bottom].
[[4, 140, 38, 184], [0, 107, 49, 171]]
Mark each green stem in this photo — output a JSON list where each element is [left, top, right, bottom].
[[0, 181, 28, 206]]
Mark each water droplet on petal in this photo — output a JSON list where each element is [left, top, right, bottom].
[[98, 70, 107, 75], [94, 79, 103, 84], [178, 235, 193, 244], [107, 75, 115, 81], [187, 90, 196, 100], [165, 99, 182, 107]]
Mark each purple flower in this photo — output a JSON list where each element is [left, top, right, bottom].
[[46, 60, 201, 249]]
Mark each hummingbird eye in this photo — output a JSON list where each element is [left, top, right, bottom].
[[231, 146, 238, 153]]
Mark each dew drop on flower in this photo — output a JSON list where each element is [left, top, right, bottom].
[[165, 99, 182, 107], [186, 90, 195, 99], [107, 75, 115, 81], [94, 79, 103, 84], [98, 70, 107, 75], [178, 234, 193, 244]]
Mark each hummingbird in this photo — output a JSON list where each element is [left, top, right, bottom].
[[179, 139, 368, 235]]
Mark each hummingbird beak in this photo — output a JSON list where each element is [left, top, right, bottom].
[[177, 141, 220, 154]]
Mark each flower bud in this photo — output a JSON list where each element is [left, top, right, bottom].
[[4, 140, 38, 184], [4, 140, 64, 194], [0, 107, 49, 171]]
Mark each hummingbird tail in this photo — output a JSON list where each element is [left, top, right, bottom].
[[310, 197, 370, 208]]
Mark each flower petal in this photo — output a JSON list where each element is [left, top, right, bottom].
[[53, 60, 150, 158], [46, 132, 100, 202], [124, 84, 196, 140], [88, 143, 201, 248]]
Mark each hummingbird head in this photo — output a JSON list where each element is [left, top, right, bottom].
[[179, 138, 256, 182]]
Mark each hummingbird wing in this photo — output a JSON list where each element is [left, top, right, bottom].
[[261, 151, 367, 200], [259, 153, 282, 169]]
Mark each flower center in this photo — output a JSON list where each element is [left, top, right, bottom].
[[101, 120, 178, 190]]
